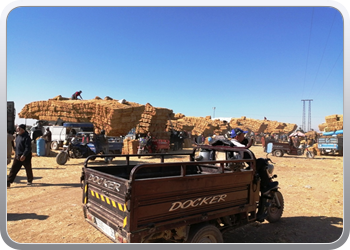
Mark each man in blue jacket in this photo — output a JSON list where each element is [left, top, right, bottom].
[[7, 124, 34, 188]]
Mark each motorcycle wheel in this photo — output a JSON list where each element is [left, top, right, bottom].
[[266, 190, 284, 223], [186, 224, 223, 243], [306, 151, 315, 159], [274, 150, 283, 157], [56, 151, 68, 165]]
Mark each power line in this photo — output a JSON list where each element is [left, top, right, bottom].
[[308, 11, 337, 97], [313, 49, 343, 98]]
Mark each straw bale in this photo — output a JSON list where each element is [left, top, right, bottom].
[[325, 114, 339, 123]]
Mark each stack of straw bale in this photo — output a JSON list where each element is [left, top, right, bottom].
[[135, 103, 173, 139], [167, 115, 297, 137], [121, 138, 139, 155], [18, 97, 173, 137], [318, 114, 343, 132], [19, 96, 299, 139]]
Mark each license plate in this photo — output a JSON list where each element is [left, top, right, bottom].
[[95, 217, 115, 240]]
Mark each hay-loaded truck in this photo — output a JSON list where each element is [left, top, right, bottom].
[[80, 143, 283, 243], [317, 130, 343, 156]]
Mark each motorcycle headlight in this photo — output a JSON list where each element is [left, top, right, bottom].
[[63, 140, 68, 145], [267, 164, 274, 175]]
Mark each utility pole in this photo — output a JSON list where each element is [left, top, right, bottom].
[[213, 107, 216, 119], [301, 99, 313, 131], [308, 100, 312, 131]]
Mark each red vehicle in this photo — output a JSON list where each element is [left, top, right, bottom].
[[137, 138, 170, 158], [152, 139, 170, 153]]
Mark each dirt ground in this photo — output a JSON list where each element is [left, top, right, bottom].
[[6, 145, 343, 244]]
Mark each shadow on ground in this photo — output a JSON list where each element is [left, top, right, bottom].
[[223, 216, 343, 243], [7, 213, 49, 221]]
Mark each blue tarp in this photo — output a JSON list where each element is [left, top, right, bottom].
[[322, 130, 343, 136]]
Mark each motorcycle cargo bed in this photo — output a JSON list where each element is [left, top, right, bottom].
[[82, 158, 257, 242]]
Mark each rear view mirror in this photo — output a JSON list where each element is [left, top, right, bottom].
[[266, 142, 273, 154]]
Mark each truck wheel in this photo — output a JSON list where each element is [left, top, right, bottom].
[[56, 152, 68, 165], [186, 224, 223, 243], [274, 150, 283, 157], [266, 191, 284, 223], [51, 141, 59, 150]]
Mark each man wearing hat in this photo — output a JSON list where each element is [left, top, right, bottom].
[[7, 124, 34, 188], [230, 128, 249, 148]]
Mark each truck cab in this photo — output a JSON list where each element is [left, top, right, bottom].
[[47, 122, 94, 150]]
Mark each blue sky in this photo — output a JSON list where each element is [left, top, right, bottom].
[[6, 6, 344, 131]]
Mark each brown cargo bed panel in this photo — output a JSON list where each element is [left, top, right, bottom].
[[132, 170, 252, 197], [130, 171, 254, 230], [135, 189, 249, 226]]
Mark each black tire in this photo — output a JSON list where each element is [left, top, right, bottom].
[[56, 152, 68, 165], [186, 224, 223, 243], [266, 191, 284, 223], [51, 141, 59, 150], [274, 150, 283, 157]]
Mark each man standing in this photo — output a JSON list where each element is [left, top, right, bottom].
[[7, 124, 34, 188], [293, 135, 300, 148], [43, 127, 52, 156], [7, 130, 15, 165], [96, 130, 109, 154], [261, 134, 266, 152]]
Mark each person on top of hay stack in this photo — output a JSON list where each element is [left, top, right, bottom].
[[71, 90, 83, 100]]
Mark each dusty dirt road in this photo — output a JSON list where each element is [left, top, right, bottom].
[[6, 145, 343, 244]]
